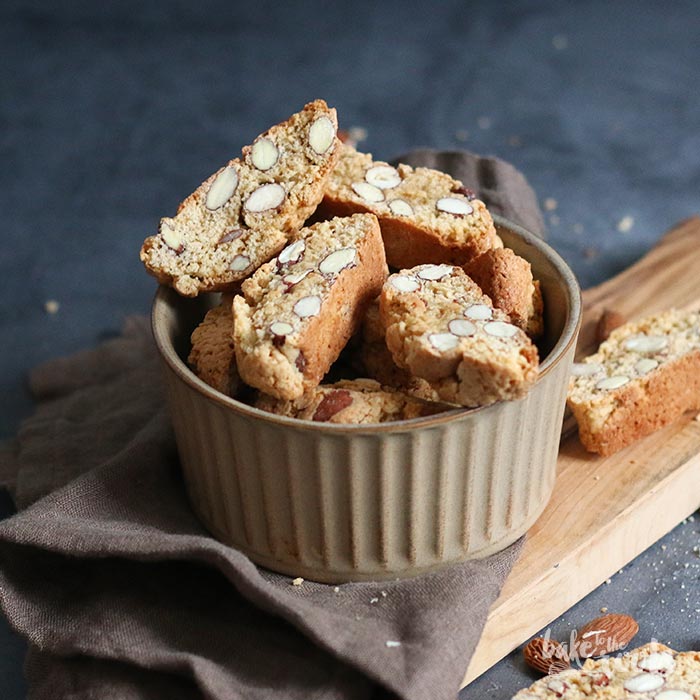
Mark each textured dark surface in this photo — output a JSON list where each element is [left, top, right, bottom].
[[1, 0, 699, 697]]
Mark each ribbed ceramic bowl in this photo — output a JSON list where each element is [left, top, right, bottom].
[[152, 215, 581, 582]]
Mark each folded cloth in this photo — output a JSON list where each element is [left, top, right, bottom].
[[0, 150, 543, 700]]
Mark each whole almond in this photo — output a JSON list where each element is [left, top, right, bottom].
[[312, 390, 353, 422], [523, 637, 571, 675], [596, 308, 626, 344], [573, 613, 639, 659]]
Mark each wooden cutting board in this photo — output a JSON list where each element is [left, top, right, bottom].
[[462, 217, 700, 687]]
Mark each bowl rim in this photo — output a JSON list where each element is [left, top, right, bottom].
[[151, 214, 582, 434]]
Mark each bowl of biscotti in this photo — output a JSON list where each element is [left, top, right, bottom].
[[147, 100, 581, 582]]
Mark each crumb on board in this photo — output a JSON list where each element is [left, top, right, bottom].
[[347, 126, 367, 144], [617, 215, 635, 233], [544, 197, 558, 211], [477, 116, 492, 130], [44, 299, 60, 314], [291, 577, 304, 586], [333, 586, 340, 593], [385, 640, 401, 648], [552, 34, 568, 50]]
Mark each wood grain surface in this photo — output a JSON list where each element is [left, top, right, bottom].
[[462, 217, 700, 687]]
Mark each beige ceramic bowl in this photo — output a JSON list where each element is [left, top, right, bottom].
[[152, 215, 581, 583]]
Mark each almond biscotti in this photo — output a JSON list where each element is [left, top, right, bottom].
[[463, 247, 544, 338], [187, 295, 239, 396], [513, 643, 699, 699], [567, 308, 700, 456], [255, 378, 445, 423], [380, 264, 539, 407], [233, 213, 387, 400], [316, 143, 500, 268], [140, 100, 340, 296], [357, 300, 442, 402]]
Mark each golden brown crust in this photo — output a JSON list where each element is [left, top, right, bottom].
[[571, 350, 700, 455], [317, 144, 499, 268], [379, 265, 539, 407], [233, 214, 388, 400], [568, 309, 700, 455], [140, 100, 341, 297], [187, 295, 240, 396], [353, 300, 443, 401], [463, 248, 544, 338]]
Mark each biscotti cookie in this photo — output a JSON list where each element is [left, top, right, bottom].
[[255, 378, 445, 423], [513, 643, 700, 699], [233, 213, 387, 400], [463, 247, 544, 338], [140, 100, 340, 296], [567, 308, 700, 456], [380, 264, 539, 407], [358, 300, 442, 402], [187, 295, 239, 396], [316, 143, 500, 268]]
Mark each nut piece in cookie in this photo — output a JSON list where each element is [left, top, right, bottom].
[[379, 265, 539, 407], [316, 143, 500, 268], [188, 295, 240, 397], [568, 308, 700, 456], [233, 213, 387, 400], [463, 247, 544, 339], [255, 378, 446, 424], [140, 100, 341, 297]]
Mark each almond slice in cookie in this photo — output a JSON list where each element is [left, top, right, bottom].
[[140, 100, 340, 297], [233, 213, 387, 400], [568, 308, 700, 455]]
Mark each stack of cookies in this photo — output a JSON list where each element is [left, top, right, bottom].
[[140, 100, 545, 424]]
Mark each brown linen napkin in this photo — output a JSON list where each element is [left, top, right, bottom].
[[0, 150, 543, 700]]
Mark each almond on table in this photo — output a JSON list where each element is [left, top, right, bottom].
[[522, 637, 571, 676], [316, 143, 500, 268], [233, 213, 387, 401], [379, 264, 539, 407], [568, 308, 700, 456], [573, 613, 639, 659], [140, 100, 340, 297]]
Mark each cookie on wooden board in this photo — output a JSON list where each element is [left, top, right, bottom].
[[379, 264, 539, 407], [568, 308, 700, 455]]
